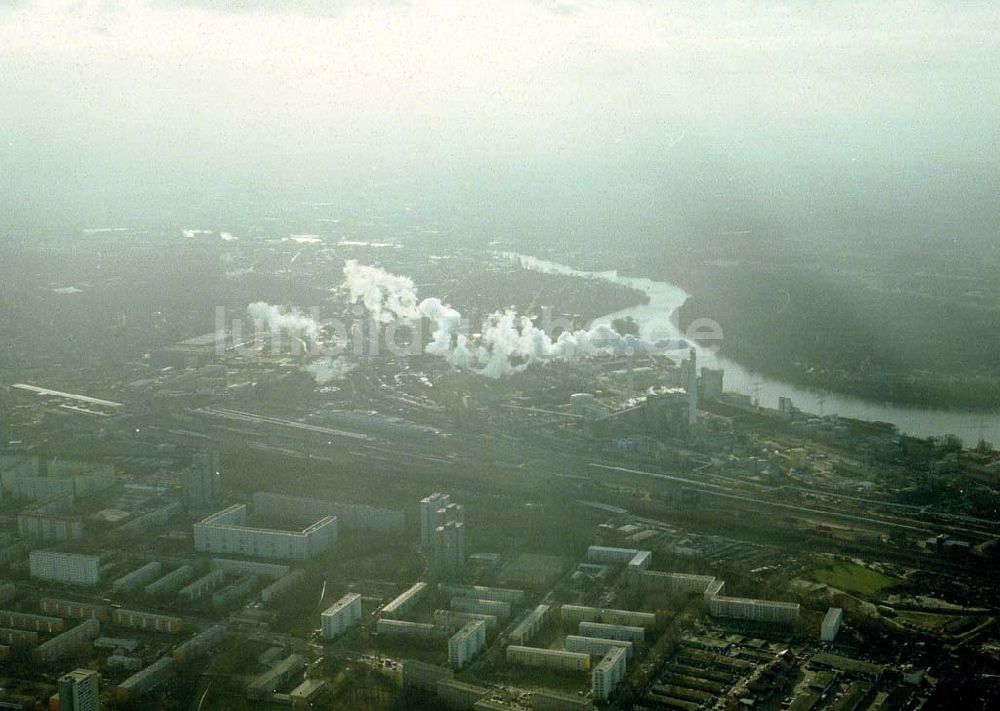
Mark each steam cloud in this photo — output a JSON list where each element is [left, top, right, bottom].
[[247, 302, 321, 341], [247, 302, 356, 384], [304, 357, 357, 385], [341, 260, 687, 378]]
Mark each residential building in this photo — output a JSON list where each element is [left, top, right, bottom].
[[252, 492, 404, 533], [322, 593, 362, 639], [381, 582, 427, 618], [111, 609, 183, 634], [451, 597, 511, 619], [510, 605, 550, 645], [144, 566, 193, 597], [434, 609, 498, 631], [506, 645, 591, 672], [420, 493, 451, 546], [376, 619, 445, 639], [115, 657, 175, 703], [564, 635, 633, 660], [707, 596, 801, 624], [448, 619, 486, 670], [822, 607, 843, 642], [111, 562, 163, 593], [193, 504, 337, 561], [246, 654, 305, 700], [591, 647, 627, 701], [578, 621, 645, 643], [561, 605, 655, 628], [39, 598, 108, 622], [57, 668, 100, 711], [439, 583, 525, 604], [29, 550, 101, 586]]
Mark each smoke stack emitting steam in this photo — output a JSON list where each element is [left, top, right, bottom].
[[247, 258, 688, 382], [340, 259, 687, 378]]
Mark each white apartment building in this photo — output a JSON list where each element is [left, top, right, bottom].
[[57, 668, 100, 711], [322, 593, 363, 639], [821, 607, 843, 641], [506, 645, 591, 672], [564, 635, 633, 660], [592, 646, 627, 701], [510, 604, 550, 645], [29, 550, 101, 586], [448, 619, 486, 670], [381, 582, 428, 618], [708, 596, 801, 624], [578, 621, 645, 643], [193, 504, 337, 561]]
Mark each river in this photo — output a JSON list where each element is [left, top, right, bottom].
[[511, 253, 1000, 443]]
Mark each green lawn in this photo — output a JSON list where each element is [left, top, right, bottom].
[[808, 561, 896, 597]]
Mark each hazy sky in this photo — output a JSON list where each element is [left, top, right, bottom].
[[1, 0, 998, 227]]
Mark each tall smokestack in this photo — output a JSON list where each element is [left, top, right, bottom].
[[687, 348, 698, 426]]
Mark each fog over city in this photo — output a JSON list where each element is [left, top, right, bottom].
[[1, 2, 999, 710]]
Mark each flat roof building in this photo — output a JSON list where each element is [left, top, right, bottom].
[[440, 583, 525, 604], [376, 619, 444, 639], [434, 609, 498, 631], [29, 550, 101, 586], [510, 604, 550, 645], [821, 608, 843, 642], [194, 504, 337, 561], [592, 647, 627, 701], [246, 653, 305, 700], [57, 668, 100, 711], [381, 582, 427, 619], [578, 621, 645, 643], [322, 593, 362, 639], [451, 597, 511, 619], [564, 635, 633, 660], [448, 619, 486, 670], [562, 605, 655, 628], [708, 596, 800, 624], [506, 645, 591, 672]]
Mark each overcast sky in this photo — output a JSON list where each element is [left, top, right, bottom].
[[2, 0, 998, 228]]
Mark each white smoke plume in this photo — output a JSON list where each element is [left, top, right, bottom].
[[342, 262, 688, 378], [304, 357, 357, 385], [343, 260, 420, 323], [247, 302, 321, 341]]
